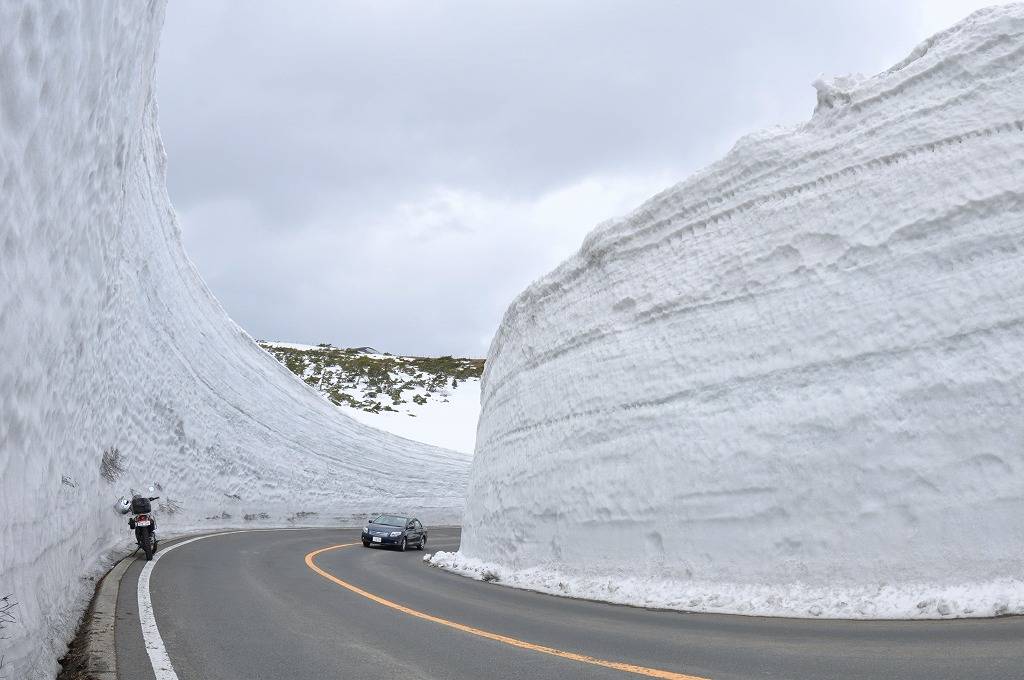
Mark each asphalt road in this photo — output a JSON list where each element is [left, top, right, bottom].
[[114, 528, 1024, 680]]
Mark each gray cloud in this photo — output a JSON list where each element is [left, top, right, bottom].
[[158, 0, 999, 356]]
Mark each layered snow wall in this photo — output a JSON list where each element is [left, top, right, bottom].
[[0, 2, 469, 678], [437, 5, 1024, 619]]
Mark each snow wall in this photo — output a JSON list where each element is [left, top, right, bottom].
[[436, 5, 1024, 619], [0, 2, 469, 677]]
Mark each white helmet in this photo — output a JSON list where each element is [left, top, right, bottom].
[[116, 496, 131, 514]]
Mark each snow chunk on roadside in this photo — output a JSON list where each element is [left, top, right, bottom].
[[429, 552, 1024, 619]]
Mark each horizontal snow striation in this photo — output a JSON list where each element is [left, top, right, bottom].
[[0, 2, 468, 678], [448, 5, 1024, 619]]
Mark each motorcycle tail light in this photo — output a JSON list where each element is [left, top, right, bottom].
[[137, 514, 148, 521]]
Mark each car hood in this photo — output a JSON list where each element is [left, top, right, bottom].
[[366, 523, 405, 534]]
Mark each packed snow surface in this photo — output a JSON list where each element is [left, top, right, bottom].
[[436, 5, 1024, 619], [0, 2, 468, 677]]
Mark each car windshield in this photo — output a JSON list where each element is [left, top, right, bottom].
[[371, 514, 407, 527]]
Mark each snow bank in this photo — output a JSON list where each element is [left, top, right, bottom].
[[342, 379, 481, 453], [261, 341, 324, 352], [438, 5, 1024, 619], [0, 2, 468, 677]]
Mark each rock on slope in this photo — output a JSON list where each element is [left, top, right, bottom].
[[436, 5, 1024, 619], [0, 2, 468, 677]]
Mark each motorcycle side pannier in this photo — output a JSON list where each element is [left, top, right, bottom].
[[131, 497, 152, 514]]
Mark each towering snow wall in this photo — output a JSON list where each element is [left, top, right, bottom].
[[442, 5, 1024, 619], [0, 2, 469, 677]]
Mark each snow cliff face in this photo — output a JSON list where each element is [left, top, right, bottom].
[[448, 5, 1024, 619], [0, 2, 468, 677]]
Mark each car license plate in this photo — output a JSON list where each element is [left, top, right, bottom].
[[136, 520, 151, 526], [372, 537, 382, 542]]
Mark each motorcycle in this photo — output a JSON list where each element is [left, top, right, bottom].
[[126, 494, 160, 560]]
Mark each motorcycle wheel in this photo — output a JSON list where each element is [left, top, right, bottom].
[[142, 530, 154, 561]]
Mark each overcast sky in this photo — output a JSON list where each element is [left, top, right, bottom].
[[157, 0, 1003, 357]]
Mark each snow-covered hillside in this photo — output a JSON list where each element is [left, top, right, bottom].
[[259, 342, 483, 452], [434, 5, 1024, 619], [0, 3, 468, 678]]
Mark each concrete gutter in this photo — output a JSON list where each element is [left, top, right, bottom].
[[80, 552, 136, 679], [69, 531, 237, 678]]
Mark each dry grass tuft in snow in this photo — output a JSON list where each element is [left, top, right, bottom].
[[99, 447, 128, 483]]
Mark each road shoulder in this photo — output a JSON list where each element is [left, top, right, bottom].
[[56, 551, 136, 680]]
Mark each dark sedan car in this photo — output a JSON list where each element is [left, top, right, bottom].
[[361, 514, 427, 551]]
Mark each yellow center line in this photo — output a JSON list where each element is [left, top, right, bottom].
[[304, 543, 709, 680]]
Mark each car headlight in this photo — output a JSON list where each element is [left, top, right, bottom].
[[362, 526, 368, 533], [389, 531, 402, 537]]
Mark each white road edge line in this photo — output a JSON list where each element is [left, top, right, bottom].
[[137, 528, 323, 680]]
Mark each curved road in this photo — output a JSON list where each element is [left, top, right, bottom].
[[114, 528, 1024, 679]]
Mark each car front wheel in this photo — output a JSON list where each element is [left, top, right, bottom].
[[399, 537, 407, 552], [418, 536, 426, 550]]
